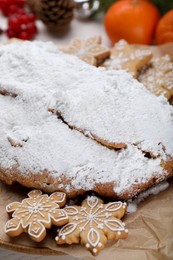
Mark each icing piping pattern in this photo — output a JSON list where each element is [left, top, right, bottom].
[[55, 196, 128, 256], [5, 190, 68, 242]]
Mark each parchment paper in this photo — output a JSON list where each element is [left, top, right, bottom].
[[0, 179, 173, 260], [0, 43, 173, 260]]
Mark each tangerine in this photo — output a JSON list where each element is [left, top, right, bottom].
[[104, 0, 160, 45], [155, 9, 173, 44]]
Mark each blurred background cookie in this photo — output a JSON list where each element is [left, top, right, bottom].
[[57, 35, 110, 66], [138, 54, 173, 101], [102, 39, 152, 78]]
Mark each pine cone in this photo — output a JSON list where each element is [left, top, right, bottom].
[[27, 0, 75, 29]]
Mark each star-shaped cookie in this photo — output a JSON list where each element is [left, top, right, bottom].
[[58, 36, 110, 66]]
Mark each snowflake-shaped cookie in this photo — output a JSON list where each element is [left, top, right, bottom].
[[5, 190, 69, 242], [58, 36, 110, 66], [55, 196, 128, 256]]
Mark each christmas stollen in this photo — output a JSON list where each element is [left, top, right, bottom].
[[0, 41, 173, 200]]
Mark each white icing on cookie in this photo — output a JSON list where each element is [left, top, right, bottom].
[[5, 190, 68, 241], [56, 196, 128, 256]]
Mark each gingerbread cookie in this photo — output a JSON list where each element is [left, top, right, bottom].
[[102, 40, 152, 78], [57, 35, 110, 66], [5, 190, 68, 242], [138, 54, 173, 100], [55, 196, 128, 256], [0, 41, 173, 201]]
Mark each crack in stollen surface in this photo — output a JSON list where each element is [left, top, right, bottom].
[[0, 88, 17, 97], [48, 107, 127, 151]]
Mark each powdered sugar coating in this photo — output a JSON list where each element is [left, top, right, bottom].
[[52, 67, 173, 157], [127, 181, 169, 213], [0, 93, 165, 196], [0, 41, 172, 198]]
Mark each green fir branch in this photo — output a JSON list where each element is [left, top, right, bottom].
[[96, 0, 173, 15], [151, 0, 173, 14]]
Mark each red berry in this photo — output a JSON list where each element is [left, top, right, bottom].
[[18, 14, 30, 24], [19, 31, 30, 40], [1, 6, 9, 16], [16, 0, 25, 8], [7, 5, 20, 15], [27, 23, 37, 37], [6, 28, 16, 38], [27, 13, 36, 22], [8, 16, 21, 29], [0, 0, 25, 16], [3, 0, 38, 40], [15, 8, 26, 15], [8, 0, 16, 5], [9, 6, 25, 16], [7, 11, 38, 40]]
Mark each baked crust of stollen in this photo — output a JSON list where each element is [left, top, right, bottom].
[[0, 157, 173, 199], [0, 41, 173, 200]]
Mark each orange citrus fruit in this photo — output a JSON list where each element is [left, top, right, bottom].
[[155, 9, 173, 44], [104, 0, 160, 45]]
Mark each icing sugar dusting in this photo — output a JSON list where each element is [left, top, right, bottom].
[[53, 69, 173, 157], [0, 41, 172, 196], [127, 181, 169, 213]]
